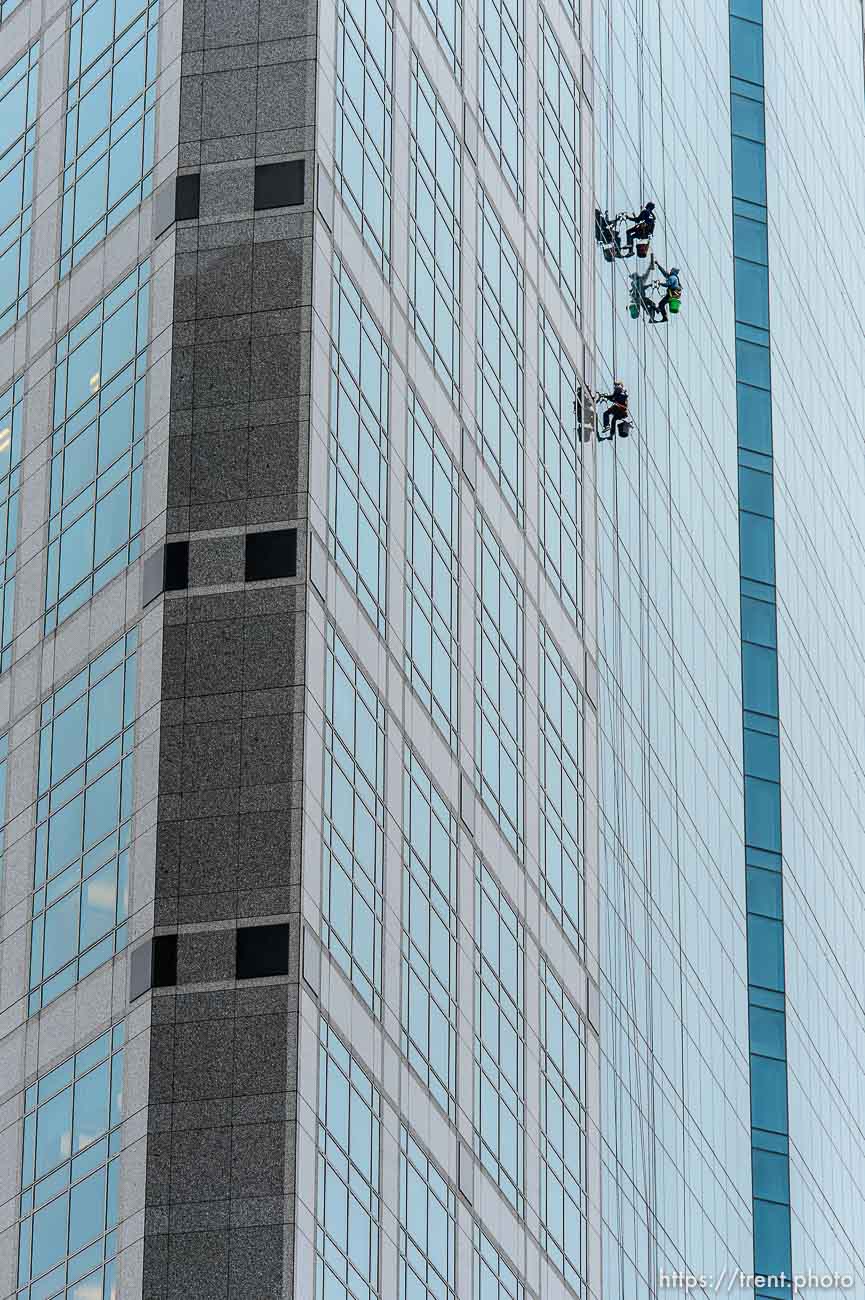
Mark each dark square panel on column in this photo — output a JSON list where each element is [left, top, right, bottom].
[[236, 924, 290, 979], [245, 528, 297, 582], [176, 174, 201, 221], [254, 160, 305, 211], [165, 540, 190, 590]]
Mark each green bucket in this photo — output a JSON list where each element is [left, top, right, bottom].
[[669, 297, 681, 314], [629, 303, 639, 319]]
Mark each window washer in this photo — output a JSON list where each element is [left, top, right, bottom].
[[629, 266, 658, 321], [595, 208, 621, 260], [624, 202, 656, 256], [655, 262, 682, 320], [600, 381, 630, 439]]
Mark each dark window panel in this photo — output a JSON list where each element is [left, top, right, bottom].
[[175, 173, 200, 221], [254, 160, 305, 211], [236, 923, 290, 979], [245, 528, 297, 582], [153, 934, 178, 987], [165, 540, 189, 590]]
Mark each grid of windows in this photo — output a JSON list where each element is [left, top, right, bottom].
[[404, 395, 459, 746], [0, 43, 37, 335], [538, 14, 580, 317], [60, 0, 158, 275], [538, 311, 583, 630], [29, 631, 137, 1014], [475, 515, 524, 856], [0, 379, 22, 670], [540, 962, 587, 1290], [334, 0, 393, 269], [322, 625, 385, 1017], [478, 0, 523, 197], [539, 626, 585, 953], [316, 1020, 381, 1300], [476, 191, 524, 520], [46, 262, 149, 633], [474, 1225, 524, 1300], [399, 1128, 457, 1300], [401, 748, 458, 1116], [409, 61, 461, 402], [17, 1026, 124, 1300], [417, 0, 461, 76], [329, 263, 389, 632], [474, 859, 524, 1212]]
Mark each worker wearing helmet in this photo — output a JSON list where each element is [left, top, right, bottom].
[[655, 262, 683, 322], [600, 380, 630, 438]]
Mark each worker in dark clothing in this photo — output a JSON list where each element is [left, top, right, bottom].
[[600, 381, 630, 438], [655, 262, 682, 321], [624, 202, 656, 255], [595, 208, 621, 260], [629, 266, 657, 321]]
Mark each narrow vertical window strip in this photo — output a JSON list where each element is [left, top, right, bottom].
[[46, 262, 150, 632], [539, 625, 586, 953], [17, 1024, 125, 1300], [398, 1128, 457, 1299], [538, 311, 584, 631], [473, 1223, 525, 1300], [0, 378, 22, 670], [329, 262, 389, 631], [401, 746, 458, 1116], [476, 191, 524, 520], [409, 60, 461, 402], [322, 625, 386, 1016], [334, 0, 393, 269], [316, 1020, 382, 1300], [473, 858, 525, 1212], [538, 13, 580, 318], [478, 0, 524, 198], [404, 394, 459, 747], [29, 631, 138, 1014], [60, 0, 159, 275], [0, 43, 38, 333], [475, 514, 525, 856]]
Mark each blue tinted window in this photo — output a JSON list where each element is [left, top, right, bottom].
[[737, 382, 772, 453], [334, 0, 393, 268], [410, 62, 461, 400], [731, 92, 765, 141], [474, 1225, 524, 1300], [477, 190, 524, 518], [0, 44, 38, 334], [732, 135, 767, 204], [742, 641, 778, 715], [741, 594, 776, 647], [316, 1021, 381, 1298], [750, 1055, 788, 1133], [401, 749, 458, 1114], [46, 263, 149, 631], [744, 776, 782, 852], [329, 263, 389, 631], [752, 1149, 790, 1203], [405, 396, 459, 744], [747, 865, 782, 918], [748, 915, 785, 991], [730, 15, 764, 84], [18, 1027, 124, 1300], [61, 0, 158, 275], [740, 510, 775, 584], [0, 380, 22, 669], [734, 214, 768, 264], [474, 860, 524, 1211], [744, 729, 780, 781], [475, 515, 524, 854], [0, 0, 25, 21], [30, 632, 137, 1013], [750, 1005, 786, 1058], [753, 1198, 792, 1272], [734, 259, 769, 327], [738, 465, 773, 516], [538, 313, 583, 628], [736, 338, 770, 388], [322, 626, 385, 1016], [417, 0, 461, 74]]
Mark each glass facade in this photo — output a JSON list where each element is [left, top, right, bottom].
[[17, 1026, 124, 1300], [478, 0, 523, 198], [46, 262, 149, 632], [60, 0, 158, 276], [0, 43, 37, 335], [0, 378, 21, 671], [29, 631, 137, 1014], [399, 1128, 457, 1300]]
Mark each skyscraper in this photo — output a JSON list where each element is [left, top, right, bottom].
[[0, 0, 862, 1297]]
